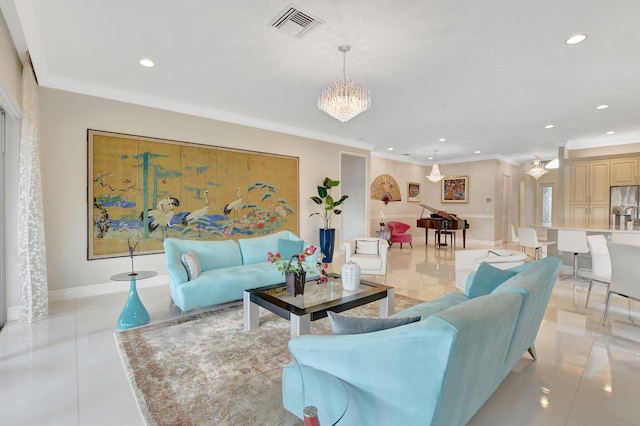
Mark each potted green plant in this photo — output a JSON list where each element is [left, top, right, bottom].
[[310, 177, 348, 262]]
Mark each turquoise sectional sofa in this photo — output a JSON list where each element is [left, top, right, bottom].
[[163, 230, 319, 311], [282, 256, 561, 425]]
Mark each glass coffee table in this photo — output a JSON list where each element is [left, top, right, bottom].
[[243, 273, 394, 338]]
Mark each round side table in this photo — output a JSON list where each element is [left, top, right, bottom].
[[111, 270, 156, 330]]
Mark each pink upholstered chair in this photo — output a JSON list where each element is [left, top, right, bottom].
[[387, 221, 413, 249]]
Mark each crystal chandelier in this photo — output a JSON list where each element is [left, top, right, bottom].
[[426, 150, 445, 183], [526, 155, 549, 180], [318, 45, 371, 122]]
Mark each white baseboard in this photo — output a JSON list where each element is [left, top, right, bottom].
[[48, 273, 168, 302], [7, 306, 19, 322], [6, 274, 168, 321]]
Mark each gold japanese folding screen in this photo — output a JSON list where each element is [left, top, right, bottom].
[[88, 130, 298, 259]]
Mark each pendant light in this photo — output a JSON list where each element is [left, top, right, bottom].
[[427, 150, 445, 183], [526, 155, 549, 180]]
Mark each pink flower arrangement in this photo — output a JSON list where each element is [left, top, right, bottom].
[[268, 245, 319, 275]]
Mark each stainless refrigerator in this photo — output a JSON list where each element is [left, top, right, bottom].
[[610, 185, 640, 229]]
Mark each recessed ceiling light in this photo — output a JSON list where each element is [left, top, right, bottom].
[[387, 147, 394, 151], [545, 124, 555, 129], [139, 58, 155, 67], [596, 104, 610, 110], [428, 156, 434, 160], [475, 150, 481, 154], [565, 34, 587, 45], [606, 131, 616, 135], [438, 138, 446, 142]]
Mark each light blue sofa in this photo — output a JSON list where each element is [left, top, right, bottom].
[[163, 230, 319, 311], [282, 256, 561, 426]]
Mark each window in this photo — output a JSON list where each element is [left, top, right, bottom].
[[542, 186, 552, 227]]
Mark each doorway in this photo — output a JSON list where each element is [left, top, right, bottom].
[[340, 153, 367, 246], [501, 174, 512, 243]]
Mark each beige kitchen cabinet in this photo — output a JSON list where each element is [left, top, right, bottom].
[[568, 161, 610, 228], [569, 205, 588, 228], [610, 158, 640, 185]]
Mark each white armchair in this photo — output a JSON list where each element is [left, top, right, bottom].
[[344, 237, 389, 277]]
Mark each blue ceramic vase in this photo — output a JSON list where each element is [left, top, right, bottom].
[[319, 228, 336, 263]]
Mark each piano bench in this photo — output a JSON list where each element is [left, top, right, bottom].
[[441, 231, 456, 248]]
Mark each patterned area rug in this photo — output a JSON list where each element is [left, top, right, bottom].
[[114, 294, 421, 426]]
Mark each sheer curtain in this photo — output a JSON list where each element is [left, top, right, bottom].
[[18, 55, 48, 322]]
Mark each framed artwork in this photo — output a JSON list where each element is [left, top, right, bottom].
[[88, 129, 299, 259], [370, 174, 401, 204], [441, 176, 469, 203], [407, 182, 421, 202]]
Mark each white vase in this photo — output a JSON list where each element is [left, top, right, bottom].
[[341, 261, 361, 291]]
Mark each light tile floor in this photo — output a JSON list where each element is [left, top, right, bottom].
[[1, 241, 639, 425]]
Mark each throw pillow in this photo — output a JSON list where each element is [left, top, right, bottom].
[[277, 239, 304, 260], [467, 262, 517, 298], [181, 250, 201, 281], [327, 311, 420, 335], [355, 239, 379, 255]]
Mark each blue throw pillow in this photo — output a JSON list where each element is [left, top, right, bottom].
[[277, 239, 304, 260], [468, 262, 517, 298], [327, 311, 421, 335]]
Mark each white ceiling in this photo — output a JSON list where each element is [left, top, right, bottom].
[[3, 0, 640, 166]]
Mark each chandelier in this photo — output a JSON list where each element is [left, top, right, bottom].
[[318, 45, 371, 122], [526, 155, 549, 180], [426, 150, 445, 183]]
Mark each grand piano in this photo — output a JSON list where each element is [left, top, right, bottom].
[[417, 204, 470, 249]]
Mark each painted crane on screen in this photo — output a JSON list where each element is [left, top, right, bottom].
[[182, 190, 209, 226], [224, 187, 243, 220]]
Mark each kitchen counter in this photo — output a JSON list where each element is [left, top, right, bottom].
[[548, 225, 640, 233]]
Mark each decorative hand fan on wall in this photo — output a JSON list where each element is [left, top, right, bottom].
[[371, 174, 401, 204]]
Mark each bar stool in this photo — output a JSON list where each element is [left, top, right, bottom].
[[585, 234, 611, 308], [518, 227, 555, 260], [557, 229, 589, 280], [510, 225, 519, 244], [602, 243, 640, 325]]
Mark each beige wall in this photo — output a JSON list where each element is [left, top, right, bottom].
[[38, 87, 368, 292], [370, 157, 512, 243], [433, 159, 499, 242], [0, 10, 21, 113], [369, 157, 427, 238], [493, 160, 519, 242]]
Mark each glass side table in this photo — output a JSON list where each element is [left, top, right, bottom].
[[111, 270, 156, 330], [375, 230, 391, 246]]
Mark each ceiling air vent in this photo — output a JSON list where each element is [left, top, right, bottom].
[[269, 4, 324, 38]]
